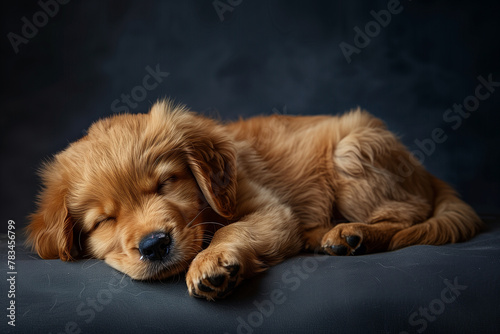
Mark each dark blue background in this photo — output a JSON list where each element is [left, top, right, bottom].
[[1, 0, 499, 234]]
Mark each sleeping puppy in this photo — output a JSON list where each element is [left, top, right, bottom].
[[26, 100, 482, 300]]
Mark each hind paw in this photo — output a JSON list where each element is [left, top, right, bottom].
[[321, 223, 367, 256]]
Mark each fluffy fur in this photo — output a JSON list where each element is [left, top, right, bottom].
[[26, 100, 483, 300]]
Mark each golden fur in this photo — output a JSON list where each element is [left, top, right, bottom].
[[26, 100, 483, 300]]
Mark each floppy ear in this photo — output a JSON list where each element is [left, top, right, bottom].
[[26, 162, 74, 261], [149, 100, 237, 218], [185, 122, 237, 219]]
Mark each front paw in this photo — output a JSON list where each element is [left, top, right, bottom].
[[186, 249, 243, 300]]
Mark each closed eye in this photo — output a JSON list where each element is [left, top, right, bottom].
[[157, 175, 178, 193], [94, 217, 116, 230]]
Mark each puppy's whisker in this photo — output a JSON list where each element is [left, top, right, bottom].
[[77, 228, 84, 252], [186, 206, 211, 228], [192, 238, 214, 244], [193, 237, 213, 241], [187, 245, 207, 253], [189, 221, 226, 229]]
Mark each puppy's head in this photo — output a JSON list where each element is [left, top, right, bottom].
[[26, 101, 237, 280]]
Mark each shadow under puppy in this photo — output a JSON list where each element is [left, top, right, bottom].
[[26, 100, 483, 300]]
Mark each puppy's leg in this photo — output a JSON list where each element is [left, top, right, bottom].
[[186, 201, 302, 300], [321, 200, 427, 255], [321, 222, 409, 255], [320, 123, 435, 255]]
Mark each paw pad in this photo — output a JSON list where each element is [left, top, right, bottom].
[[329, 244, 348, 256], [198, 282, 215, 293], [188, 261, 242, 300], [207, 274, 226, 287], [346, 235, 360, 248], [225, 264, 240, 277], [322, 232, 365, 256]]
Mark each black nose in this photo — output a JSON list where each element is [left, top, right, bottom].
[[139, 232, 171, 261]]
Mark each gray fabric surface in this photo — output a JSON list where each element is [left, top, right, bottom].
[[1, 215, 499, 333]]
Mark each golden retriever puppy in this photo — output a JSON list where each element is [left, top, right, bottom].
[[26, 100, 482, 300]]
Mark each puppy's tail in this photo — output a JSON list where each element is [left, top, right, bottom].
[[389, 176, 483, 250]]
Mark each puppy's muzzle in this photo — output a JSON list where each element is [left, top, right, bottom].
[[139, 232, 171, 261]]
